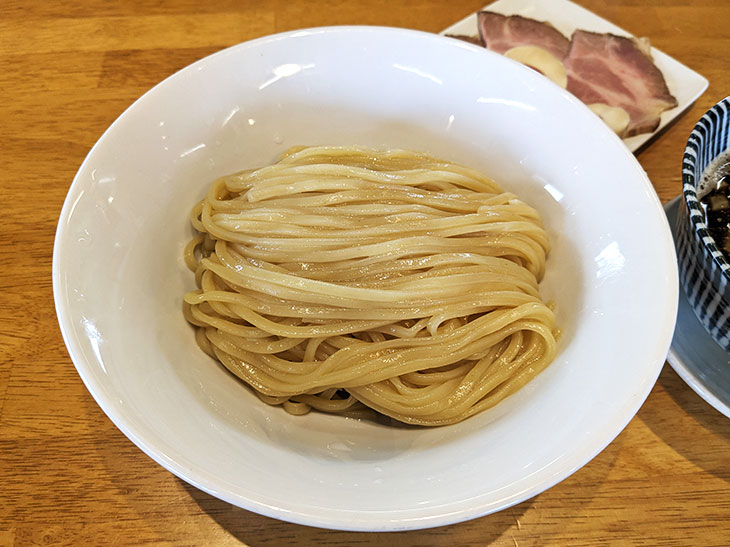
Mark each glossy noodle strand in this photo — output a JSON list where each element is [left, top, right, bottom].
[[183, 146, 557, 426]]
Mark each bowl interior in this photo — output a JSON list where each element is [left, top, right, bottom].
[[53, 27, 678, 531]]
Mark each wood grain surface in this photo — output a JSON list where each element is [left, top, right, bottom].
[[2, 1, 729, 545]]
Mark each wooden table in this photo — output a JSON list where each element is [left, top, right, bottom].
[[2, 1, 729, 545]]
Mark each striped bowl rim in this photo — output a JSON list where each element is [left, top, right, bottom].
[[682, 96, 730, 280]]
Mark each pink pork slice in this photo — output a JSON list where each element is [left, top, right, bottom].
[[477, 11, 571, 60], [564, 30, 678, 137]]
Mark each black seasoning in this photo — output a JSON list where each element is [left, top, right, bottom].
[[700, 174, 730, 258]]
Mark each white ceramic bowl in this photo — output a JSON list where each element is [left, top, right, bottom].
[[53, 26, 678, 531]]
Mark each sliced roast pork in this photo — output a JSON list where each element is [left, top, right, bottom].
[[476, 12, 571, 88], [477, 11, 570, 59], [564, 30, 678, 137], [453, 11, 679, 138]]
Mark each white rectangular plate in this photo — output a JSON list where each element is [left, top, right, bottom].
[[441, 0, 709, 153]]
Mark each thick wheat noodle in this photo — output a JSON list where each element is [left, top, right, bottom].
[[183, 145, 557, 426]]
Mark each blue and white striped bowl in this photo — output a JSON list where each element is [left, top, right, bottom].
[[677, 96, 730, 352]]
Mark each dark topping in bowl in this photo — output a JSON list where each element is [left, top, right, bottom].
[[700, 174, 730, 258]]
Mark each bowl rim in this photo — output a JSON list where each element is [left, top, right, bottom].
[[681, 95, 730, 281]]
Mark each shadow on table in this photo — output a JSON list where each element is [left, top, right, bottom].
[[179, 478, 533, 547], [638, 364, 730, 483]]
